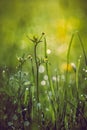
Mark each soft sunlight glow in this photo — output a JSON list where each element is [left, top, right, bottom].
[[61, 62, 76, 72], [56, 18, 80, 43]]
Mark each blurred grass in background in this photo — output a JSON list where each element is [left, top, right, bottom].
[[0, 0, 87, 68]]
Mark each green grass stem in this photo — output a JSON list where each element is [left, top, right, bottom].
[[77, 32, 87, 66]]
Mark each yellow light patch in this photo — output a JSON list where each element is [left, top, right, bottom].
[[56, 18, 80, 42], [62, 63, 72, 72], [61, 62, 76, 72]]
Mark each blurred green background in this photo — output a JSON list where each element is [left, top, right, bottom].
[[0, 0, 87, 68]]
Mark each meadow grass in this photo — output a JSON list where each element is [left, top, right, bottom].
[[0, 32, 87, 130]]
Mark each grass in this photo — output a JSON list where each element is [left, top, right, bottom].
[[0, 32, 87, 130]]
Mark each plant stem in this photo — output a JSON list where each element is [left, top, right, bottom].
[[44, 37, 47, 58], [77, 32, 87, 66], [34, 44, 39, 103], [67, 33, 74, 66], [62, 34, 75, 125]]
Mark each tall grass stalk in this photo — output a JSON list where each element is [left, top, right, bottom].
[[44, 38, 55, 97], [44, 37, 57, 126], [67, 99, 87, 125], [66, 32, 87, 128], [17, 54, 26, 106], [27, 33, 45, 103], [77, 32, 87, 66], [76, 58, 80, 101], [66, 33, 75, 98], [28, 33, 45, 123], [62, 33, 75, 124], [34, 44, 39, 103], [67, 33, 74, 69], [2, 32, 87, 129]]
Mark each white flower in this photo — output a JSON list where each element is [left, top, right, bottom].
[[46, 108, 49, 111], [84, 77, 87, 80], [44, 75, 48, 80], [48, 91, 52, 96], [70, 63, 76, 72], [24, 81, 30, 86], [39, 65, 45, 73], [61, 75, 65, 81], [85, 70, 87, 73], [81, 94, 83, 97], [47, 49, 51, 54], [41, 80, 46, 86], [26, 87, 29, 90], [52, 76, 57, 81], [37, 103, 41, 109]]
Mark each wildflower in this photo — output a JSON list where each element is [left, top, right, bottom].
[[44, 75, 48, 80], [84, 77, 87, 80], [24, 81, 30, 86], [81, 94, 83, 97], [41, 80, 46, 86], [39, 65, 45, 73], [71, 63, 76, 72], [26, 87, 29, 90], [37, 103, 41, 109], [47, 49, 51, 54], [61, 75, 65, 81], [2, 70, 5, 74], [52, 76, 57, 81], [2, 70, 5, 77], [85, 70, 87, 73], [48, 91, 52, 97], [46, 108, 49, 111], [62, 62, 76, 72]]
